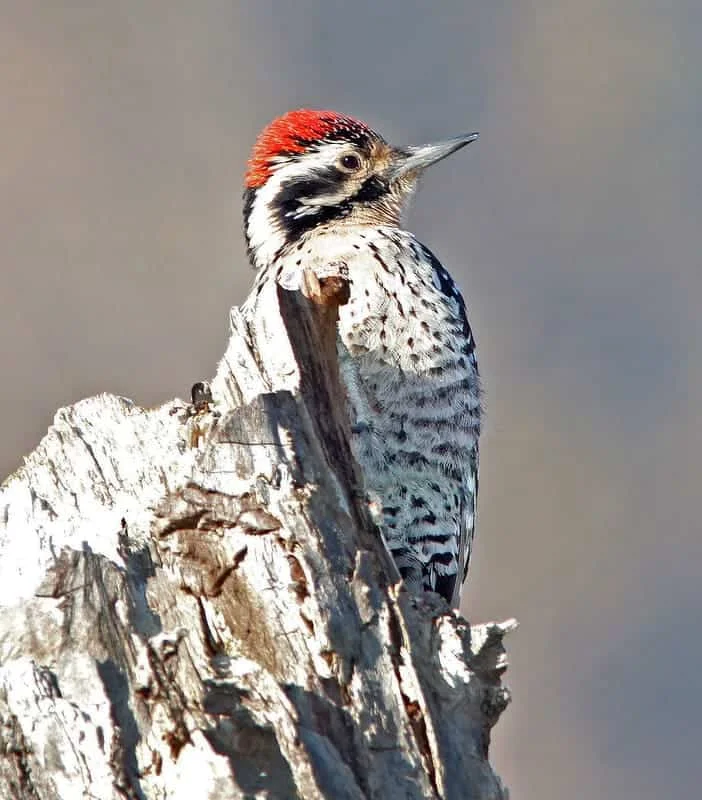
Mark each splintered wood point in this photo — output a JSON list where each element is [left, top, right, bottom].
[[301, 263, 351, 307]]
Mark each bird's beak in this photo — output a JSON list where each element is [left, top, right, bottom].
[[389, 132, 479, 181]]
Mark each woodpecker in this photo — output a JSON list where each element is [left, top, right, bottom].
[[241, 110, 481, 607]]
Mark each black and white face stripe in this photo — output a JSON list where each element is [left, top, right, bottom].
[[244, 139, 400, 269], [271, 169, 391, 241]]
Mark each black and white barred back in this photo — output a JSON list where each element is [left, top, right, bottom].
[[241, 110, 481, 607]]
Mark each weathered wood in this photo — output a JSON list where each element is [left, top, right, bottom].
[[0, 268, 514, 799]]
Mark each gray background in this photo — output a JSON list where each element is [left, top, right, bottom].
[[2, 2, 700, 797]]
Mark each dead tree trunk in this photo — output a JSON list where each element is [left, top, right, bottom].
[[0, 270, 514, 800]]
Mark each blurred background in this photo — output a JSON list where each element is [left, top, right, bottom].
[[2, 1, 700, 797]]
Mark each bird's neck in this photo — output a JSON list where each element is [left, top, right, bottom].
[[245, 188, 407, 273]]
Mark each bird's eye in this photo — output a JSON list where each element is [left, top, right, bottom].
[[339, 153, 361, 171]]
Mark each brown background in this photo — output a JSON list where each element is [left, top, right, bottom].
[[2, 3, 700, 797]]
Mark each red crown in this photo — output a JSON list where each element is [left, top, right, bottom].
[[245, 109, 374, 188]]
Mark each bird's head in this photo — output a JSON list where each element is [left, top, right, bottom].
[[243, 109, 478, 269]]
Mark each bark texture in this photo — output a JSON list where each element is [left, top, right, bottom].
[[0, 270, 514, 800]]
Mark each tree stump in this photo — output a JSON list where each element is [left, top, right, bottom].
[[0, 269, 514, 799]]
